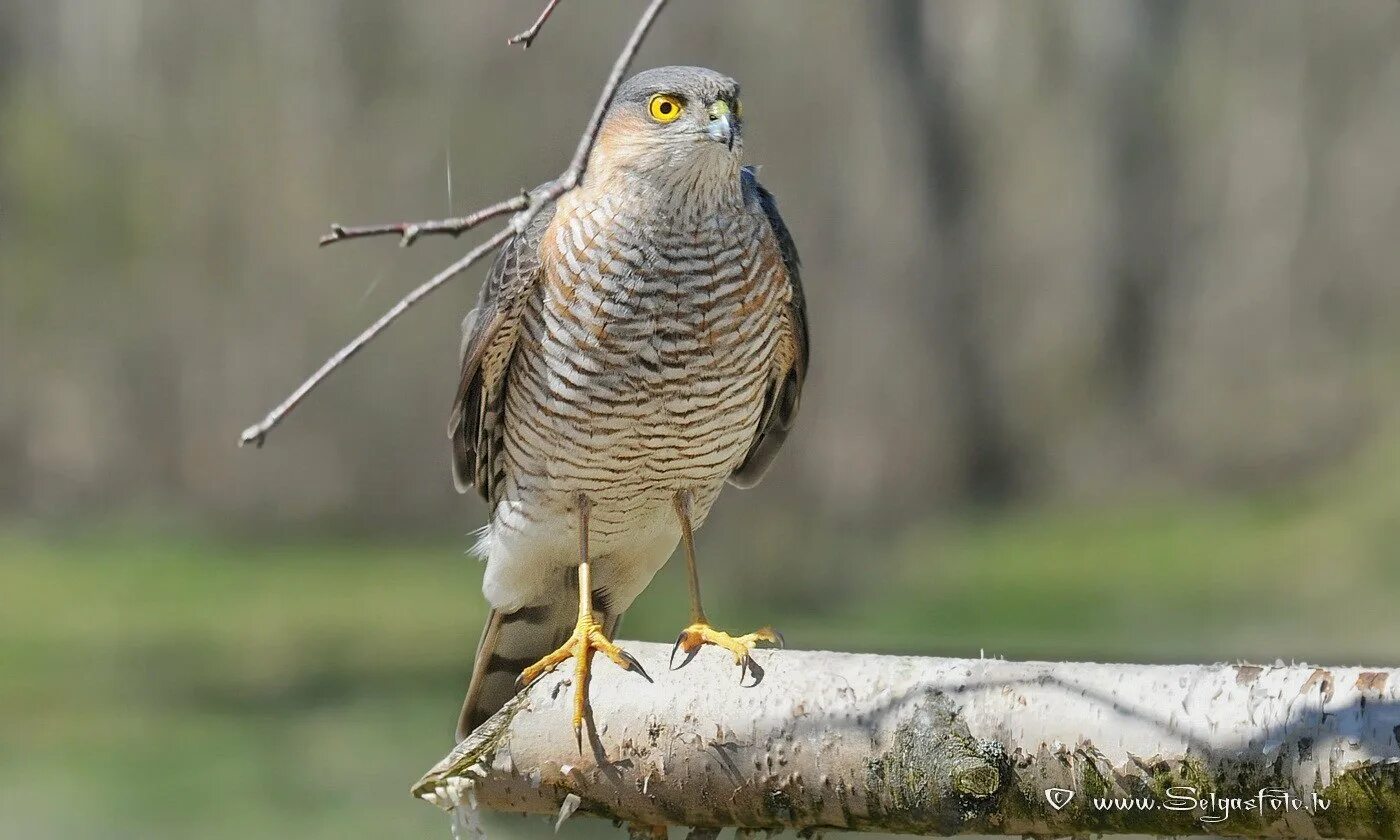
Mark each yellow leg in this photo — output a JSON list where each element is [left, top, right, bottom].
[[515, 496, 650, 750], [669, 491, 783, 683]]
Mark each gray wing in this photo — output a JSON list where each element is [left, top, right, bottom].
[[449, 204, 556, 505], [730, 166, 809, 489]]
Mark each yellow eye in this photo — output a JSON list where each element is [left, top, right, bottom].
[[648, 94, 684, 123]]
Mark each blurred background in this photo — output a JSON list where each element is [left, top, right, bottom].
[[3, 0, 1399, 837]]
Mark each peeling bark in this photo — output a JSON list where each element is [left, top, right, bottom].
[[415, 644, 1400, 837]]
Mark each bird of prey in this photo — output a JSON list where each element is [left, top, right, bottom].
[[451, 66, 808, 744]]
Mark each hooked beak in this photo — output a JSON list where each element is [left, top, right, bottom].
[[707, 101, 738, 150]]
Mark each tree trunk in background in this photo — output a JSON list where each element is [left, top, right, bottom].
[[1103, 1, 1184, 418], [875, 3, 1017, 505]]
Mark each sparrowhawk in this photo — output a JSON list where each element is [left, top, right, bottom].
[[452, 66, 808, 744]]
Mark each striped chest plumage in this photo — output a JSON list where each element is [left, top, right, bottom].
[[498, 191, 788, 524]]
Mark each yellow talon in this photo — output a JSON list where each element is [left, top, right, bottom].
[[515, 498, 653, 749], [670, 622, 783, 684], [517, 612, 651, 750], [670, 492, 784, 687]]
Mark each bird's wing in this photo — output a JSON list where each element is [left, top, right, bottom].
[[730, 166, 809, 489], [448, 202, 557, 505]]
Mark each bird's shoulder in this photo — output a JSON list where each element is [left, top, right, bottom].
[[740, 166, 806, 352], [741, 166, 800, 277]]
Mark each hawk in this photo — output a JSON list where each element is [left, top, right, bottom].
[[452, 66, 808, 744]]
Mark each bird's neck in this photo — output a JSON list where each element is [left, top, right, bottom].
[[582, 156, 744, 224]]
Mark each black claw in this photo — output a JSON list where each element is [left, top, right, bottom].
[[738, 654, 766, 688], [574, 723, 584, 754], [619, 650, 653, 683], [771, 629, 785, 649], [669, 633, 700, 671]]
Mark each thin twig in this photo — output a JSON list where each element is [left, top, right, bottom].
[[558, 0, 666, 185], [507, 0, 563, 48], [240, 226, 516, 448], [319, 193, 529, 248], [238, 0, 670, 447]]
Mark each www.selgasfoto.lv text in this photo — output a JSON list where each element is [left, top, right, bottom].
[[1091, 786, 1331, 824]]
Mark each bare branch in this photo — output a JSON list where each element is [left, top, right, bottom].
[[508, 0, 564, 49], [238, 0, 670, 447], [319, 193, 529, 248]]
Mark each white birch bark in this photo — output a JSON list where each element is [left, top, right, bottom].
[[415, 643, 1400, 837]]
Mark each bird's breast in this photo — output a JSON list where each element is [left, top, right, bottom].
[[500, 197, 787, 504], [537, 200, 783, 391]]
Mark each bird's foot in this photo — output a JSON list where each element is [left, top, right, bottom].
[[669, 622, 783, 685], [515, 612, 651, 750]]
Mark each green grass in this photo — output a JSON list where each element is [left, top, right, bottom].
[[0, 536, 474, 840], [3, 439, 1398, 838]]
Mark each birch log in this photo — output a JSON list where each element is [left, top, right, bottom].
[[414, 643, 1400, 837]]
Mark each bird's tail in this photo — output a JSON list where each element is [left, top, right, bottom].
[[456, 595, 622, 741]]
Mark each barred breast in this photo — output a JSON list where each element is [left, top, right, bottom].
[[493, 190, 789, 556]]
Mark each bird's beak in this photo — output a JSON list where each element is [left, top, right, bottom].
[[707, 101, 738, 149]]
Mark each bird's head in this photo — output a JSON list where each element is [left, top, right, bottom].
[[589, 66, 744, 199]]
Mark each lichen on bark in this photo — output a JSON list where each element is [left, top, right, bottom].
[[863, 690, 1002, 833]]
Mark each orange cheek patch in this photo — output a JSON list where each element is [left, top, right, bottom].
[[593, 111, 662, 175]]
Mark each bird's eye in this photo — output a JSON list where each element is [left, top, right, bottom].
[[648, 94, 684, 123]]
